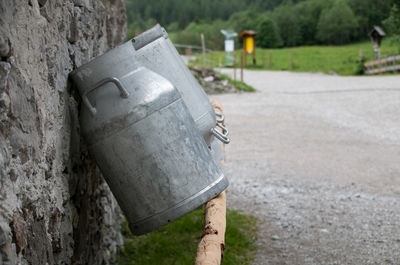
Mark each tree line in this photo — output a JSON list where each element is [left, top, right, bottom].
[[126, 0, 398, 49], [126, 0, 288, 31]]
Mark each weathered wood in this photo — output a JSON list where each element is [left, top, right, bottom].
[[290, 51, 294, 70], [365, 64, 400, 75], [364, 55, 400, 75], [195, 101, 227, 265], [269, 52, 273, 69], [195, 191, 226, 265], [240, 51, 244, 82], [262, 52, 265, 67], [201, 33, 207, 66], [233, 51, 237, 81]]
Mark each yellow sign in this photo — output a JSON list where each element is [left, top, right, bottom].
[[245, 36, 254, 54]]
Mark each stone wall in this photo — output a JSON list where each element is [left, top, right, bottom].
[[0, 0, 127, 264]]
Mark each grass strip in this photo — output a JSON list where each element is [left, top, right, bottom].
[[118, 208, 257, 265], [216, 72, 256, 92]]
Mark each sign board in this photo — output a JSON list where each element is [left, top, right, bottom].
[[245, 36, 254, 54], [225, 40, 234, 52]]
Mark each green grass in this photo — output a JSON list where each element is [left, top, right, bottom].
[[118, 208, 257, 265], [216, 72, 256, 92], [193, 40, 399, 75]]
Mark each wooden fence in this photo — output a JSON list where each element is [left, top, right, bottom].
[[364, 55, 400, 75]]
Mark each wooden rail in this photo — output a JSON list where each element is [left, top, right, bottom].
[[195, 101, 227, 265], [174, 44, 214, 53], [364, 55, 400, 75]]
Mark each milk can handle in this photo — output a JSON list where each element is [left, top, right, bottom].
[[215, 110, 225, 123], [82, 77, 130, 115], [211, 123, 230, 144]]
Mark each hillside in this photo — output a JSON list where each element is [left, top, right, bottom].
[[125, 0, 397, 49]]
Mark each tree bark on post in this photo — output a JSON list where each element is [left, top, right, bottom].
[[269, 52, 273, 69], [240, 51, 244, 82], [195, 191, 226, 265], [201, 33, 207, 66], [233, 51, 237, 81], [195, 101, 227, 265], [262, 52, 265, 67], [290, 51, 294, 70]]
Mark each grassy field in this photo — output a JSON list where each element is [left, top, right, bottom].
[[194, 41, 399, 75], [118, 208, 257, 265]]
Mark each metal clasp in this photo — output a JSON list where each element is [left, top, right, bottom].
[[215, 110, 225, 123], [211, 122, 230, 144]]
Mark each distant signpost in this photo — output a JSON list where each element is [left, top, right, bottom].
[[239, 30, 257, 65], [221, 29, 238, 66], [369, 26, 386, 60]]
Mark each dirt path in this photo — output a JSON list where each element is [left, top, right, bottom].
[[210, 69, 400, 265]]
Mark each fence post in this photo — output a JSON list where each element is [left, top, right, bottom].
[[290, 51, 294, 70], [233, 51, 237, 81], [240, 51, 244, 82], [269, 52, 273, 69], [201, 33, 206, 66], [262, 52, 265, 67], [195, 101, 227, 265]]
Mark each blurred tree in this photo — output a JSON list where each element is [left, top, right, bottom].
[[227, 9, 261, 32], [296, 0, 332, 45], [272, 4, 303, 46], [255, 17, 283, 48], [173, 20, 227, 50], [383, 4, 400, 45], [349, 0, 396, 39], [125, 0, 252, 31], [125, 0, 396, 47], [316, 0, 358, 44]]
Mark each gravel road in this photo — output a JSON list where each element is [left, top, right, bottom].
[[210, 69, 400, 265]]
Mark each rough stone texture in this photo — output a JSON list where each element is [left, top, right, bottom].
[[0, 0, 126, 264]]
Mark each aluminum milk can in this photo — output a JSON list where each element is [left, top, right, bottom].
[[70, 43, 228, 235], [131, 24, 230, 146]]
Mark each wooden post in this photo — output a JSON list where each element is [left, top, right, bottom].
[[262, 52, 265, 67], [359, 48, 364, 59], [290, 51, 294, 70], [211, 52, 214, 68], [233, 51, 237, 81], [240, 51, 244, 82], [219, 56, 222, 68], [185, 46, 192, 56], [201, 33, 207, 66], [269, 52, 273, 69], [195, 191, 226, 265], [195, 101, 227, 265]]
